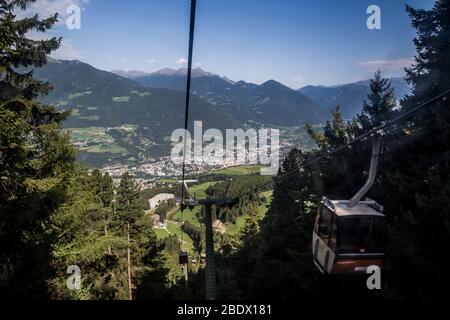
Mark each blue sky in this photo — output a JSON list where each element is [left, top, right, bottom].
[[29, 0, 434, 88]]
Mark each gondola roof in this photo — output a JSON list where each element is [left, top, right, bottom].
[[323, 199, 385, 217]]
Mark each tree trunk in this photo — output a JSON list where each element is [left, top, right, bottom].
[[104, 224, 112, 255], [127, 222, 132, 300]]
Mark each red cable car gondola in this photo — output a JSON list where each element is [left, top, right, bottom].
[[313, 198, 387, 274], [312, 136, 387, 274]]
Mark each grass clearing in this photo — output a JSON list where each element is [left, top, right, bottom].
[[157, 178, 179, 184], [171, 206, 202, 227], [82, 144, 128, 154], [211, 165, 264, 176], [189, 181, 218, 199], [78, 115, 100, 121], [65, 127, 128, 154], [166, 221, 194, 252], [260, 190, 273, 200], [154, 228, 170, 240], [68, 91, 92, 99], [130, 90, 152, 97], [112, 96, 130, 102], [64, 127, 106, 139]]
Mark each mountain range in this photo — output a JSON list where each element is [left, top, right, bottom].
[[30, 59, 328, 164], [114, 67, 411, 120], [119, 68, 326, 126], [33, 60, 327, 132], [109, 70, 152, 79], [298, 78, 411, 119], [34, 59, 238, 138], [30, 59, 410, 166]]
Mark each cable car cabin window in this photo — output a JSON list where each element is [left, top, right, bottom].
[[318, 206, 333, 241], [338, 216, 386, 253], [369, 216, 387, 251]]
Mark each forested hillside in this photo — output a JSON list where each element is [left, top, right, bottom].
[[32, 59, 238, 137]]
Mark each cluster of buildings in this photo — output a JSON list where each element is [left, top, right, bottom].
[[99, 142, 290, 186], [101, 157, 205, 179]]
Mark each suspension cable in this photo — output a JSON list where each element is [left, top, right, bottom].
[[180, 0, 197, 245]]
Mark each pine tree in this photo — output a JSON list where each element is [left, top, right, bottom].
[[218, 204, 260, 299], [48, 168, 125, 300], [91, 169, 114, 254], [115, 172, 144, 300], [0, 0, 75, 298], [49, 168, 162, 300], [357, 71, 397, 131], [245, 149, 317, 299], [378, 0, 450, 299], [0, 0, 60, 100], [116, 172, 142, 226]]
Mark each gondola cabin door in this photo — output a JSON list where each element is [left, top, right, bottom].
[[313, 204, 337, 273]]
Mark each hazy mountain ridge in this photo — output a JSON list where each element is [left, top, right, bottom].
[[298, 77, 411, 118], [132, 68, 326, 125], [110, 70, 152, 79]]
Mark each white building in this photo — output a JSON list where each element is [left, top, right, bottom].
[[148, 193, 176, 209]]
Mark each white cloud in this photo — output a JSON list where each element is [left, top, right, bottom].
[[147, 59, 157, 64], [293, 77, 302, 83], [11, 1, 90, 62], [25, 31, 85, 60], [356, 57, 415, 71], [50, 38, 85, 60], [175, 58, 188, 65], [14, 0, 90, 23], [194, 62, 203, 67]]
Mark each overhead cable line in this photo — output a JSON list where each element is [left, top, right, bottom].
[[180, 0, 197, 238]]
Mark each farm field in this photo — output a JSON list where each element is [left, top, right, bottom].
[[64, 127, 128, 154], [210, 165, 264, 176]]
